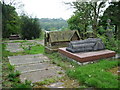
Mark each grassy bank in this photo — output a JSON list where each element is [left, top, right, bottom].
[[46, 53, 119, 88]]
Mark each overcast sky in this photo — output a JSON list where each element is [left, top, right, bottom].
[[3, 0, 117, 19], [15, 0, 76, 20]]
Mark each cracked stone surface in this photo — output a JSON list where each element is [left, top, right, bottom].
[[6, 43, 23, 52]]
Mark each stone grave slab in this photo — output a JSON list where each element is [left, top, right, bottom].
[[15, 63, 52, 73], [8, 54, 49, 66], [20, 66, 64, 83], [6, 43, 23, 52]]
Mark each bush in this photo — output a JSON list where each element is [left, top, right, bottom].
[[97, 34, 120, 53]]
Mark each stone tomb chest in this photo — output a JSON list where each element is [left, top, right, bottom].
[[44, 30, 81, 53], [58, 38, 115, 63], [66, 38, 105, 53]]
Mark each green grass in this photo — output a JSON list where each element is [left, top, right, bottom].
[[5, 44, 45, 56], [45, 53, 79, 70], [66, 60, 119, 88], [46, 53, 119, 88], [23, 44, 44, 54], [3, 40, 28, 43], [11, 40, 28, 43]]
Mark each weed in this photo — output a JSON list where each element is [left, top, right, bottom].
[[8, 70, 21, 79], [57, 71, 63, 74], [35, 77, 60, 86], [14, 80, 32, 88], [7, 63, 15, 71]]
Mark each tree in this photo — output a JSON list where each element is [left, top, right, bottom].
[[101, 1, 120, 40], [2, 2, 20, 38], [20, 15, 41, 40], [67, 2, 92, 38], [67, 0, 106, 36]]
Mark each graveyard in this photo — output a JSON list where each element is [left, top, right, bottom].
[[1, 0, 120, 89], [2, 31, 119, 88]]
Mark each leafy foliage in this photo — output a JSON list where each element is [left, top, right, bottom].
[[67, 1, 106, 37], [2, 2, 20, 38], [100, 1, 120, 40], [20, 15, 41, 40]]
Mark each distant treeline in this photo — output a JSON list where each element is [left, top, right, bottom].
[[39, 18, 68, 31]]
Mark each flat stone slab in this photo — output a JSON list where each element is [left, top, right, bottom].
[[15, 63, 52, 73], [20, 66, 64, 83], [8, 54, 64, 83], [8, 54, 49, 65], [58, 48, 116, 63], [6, 43, 23, 52]]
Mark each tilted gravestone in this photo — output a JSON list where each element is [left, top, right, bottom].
[[66, 38, 105, 53]]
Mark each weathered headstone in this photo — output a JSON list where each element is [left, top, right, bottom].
[[66, 38, 105, 53]]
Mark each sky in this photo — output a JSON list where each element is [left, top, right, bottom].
[[16, 0, 76, 20], [2, 0, 119, 20]]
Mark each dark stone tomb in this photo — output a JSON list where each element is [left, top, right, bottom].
[[66, 38, 105, 53]]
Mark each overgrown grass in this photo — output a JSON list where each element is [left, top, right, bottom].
[[45, 53, 79, 70], [66, 60, 119, 88], [5, 44, 45, 56], [23, 44, 44, 54]]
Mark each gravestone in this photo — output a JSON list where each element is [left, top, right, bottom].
[[66, 38, 105, 53]]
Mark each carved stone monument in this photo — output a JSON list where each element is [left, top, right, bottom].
[[66, 38, 105, 53]]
